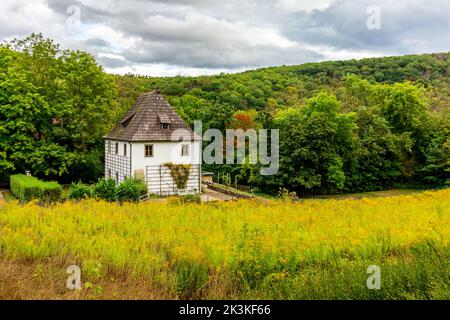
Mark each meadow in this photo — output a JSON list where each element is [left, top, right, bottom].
[[0, 190, 449, 299]]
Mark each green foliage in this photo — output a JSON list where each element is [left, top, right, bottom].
[[92, 178, 117, 202], [65, 150, 104, 184], [116, 177, 147, 202], [164, 163, 191, 190], [68, 182, 92, 200], [2, 34, 450, 196], [420, 124, 450, 185], [0, 33, 118, 179], [10, 174, 62, 203], [181, 194, 201, 204], [175, 260, 209, 298], [265, 93, 358, 195]]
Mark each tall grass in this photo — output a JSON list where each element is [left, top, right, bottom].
[[0, 190, 449, 299]]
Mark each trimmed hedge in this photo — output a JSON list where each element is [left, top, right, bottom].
[[10, 174, 62, 203]]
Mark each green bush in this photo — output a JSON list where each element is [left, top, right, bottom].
[[116, 177, 147, 202], [10, 174, 62, 203], [67, 151, 104, 184], [68, 182, 92, 200], [41, 181, 63, 203], [181, 194, 201, 204], [92, 178, 117, 202]]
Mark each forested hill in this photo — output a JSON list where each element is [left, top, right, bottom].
[[115, 52, 450, 118], [115, 52, 450, 194], [1, 34, 449, 194]]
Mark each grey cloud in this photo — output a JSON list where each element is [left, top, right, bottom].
[[285, 0, 450, 54], [85, 37, 111, 48], [2, 0, 450, 75], [96, 55, 130, 68]]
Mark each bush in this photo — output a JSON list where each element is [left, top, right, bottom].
[[181, 194, 201, 204], [116, 177, 147, 202], [68, 151, 104, 184], [41, 181, 63, 203], [10, 174, 62, 203], [92, 178, 117, 202], [68, 182, 92, 200]]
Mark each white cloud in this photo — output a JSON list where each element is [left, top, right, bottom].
[[0, 0, 65, 40], [275, 0, 336, 13], [139, 13, 296, 48]]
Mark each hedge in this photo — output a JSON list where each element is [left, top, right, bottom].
[[10, 174, 62, 203]]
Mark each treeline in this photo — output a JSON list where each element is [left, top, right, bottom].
[[1, 34, 449, 194], [116, 51, 449, 194], [0, 34, 119, 183]]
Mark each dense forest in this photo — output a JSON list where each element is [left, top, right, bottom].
[[1, 34, 449, 195]]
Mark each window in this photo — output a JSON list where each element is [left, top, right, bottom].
[[161, 123, 170, 130], [108, 169, 111, 178], [124, 144, 127, 157], [181, 144, 189, 157], [145, 144, 154, 157], [107, 141, 111, 154], [115, 142, 119, 155], [115, 172, 119, 184]]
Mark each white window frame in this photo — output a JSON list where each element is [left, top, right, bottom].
[[181, 144, 190, 157]]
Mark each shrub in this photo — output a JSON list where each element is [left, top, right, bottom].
[[66, 151, 104, 184], [167, 194, 201, 206], [41, 181, 63, 203], [116, 178, 147, 202], [92, 178, 117, 202], [10, 174, 62, 203], [181, 194, 201, 204], [68, 182, 92, 200]]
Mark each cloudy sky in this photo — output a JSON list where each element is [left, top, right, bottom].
[[1, 0, 450, 76]]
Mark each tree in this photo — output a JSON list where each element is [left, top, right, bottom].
[[0, 34, 118, 179], [267, 93, 358, 194]]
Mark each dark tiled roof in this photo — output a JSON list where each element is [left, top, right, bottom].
[[105, 90, 201, 142]]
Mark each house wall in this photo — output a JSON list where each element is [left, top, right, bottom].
[[131, 141, 202, 195], [104, 140, 131, 184]]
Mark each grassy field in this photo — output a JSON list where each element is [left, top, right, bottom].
[[251, 188, 426, 201], [0, 189, 449, 299]]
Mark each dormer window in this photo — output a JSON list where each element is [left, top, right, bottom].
[[158, 113, 171, 130]]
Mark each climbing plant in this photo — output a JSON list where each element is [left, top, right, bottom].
[[164, 163, 192, 190]]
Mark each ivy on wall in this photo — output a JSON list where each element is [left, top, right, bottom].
[[164, 163, 191, 190]]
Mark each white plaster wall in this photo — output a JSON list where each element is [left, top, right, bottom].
[[131, 140, 202, 195], [131, 140, 201, 173]]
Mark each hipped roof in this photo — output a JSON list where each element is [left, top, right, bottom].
[[105, 90, 201, 142]]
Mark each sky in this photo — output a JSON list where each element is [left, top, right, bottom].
[[1, 0, 450, 77]]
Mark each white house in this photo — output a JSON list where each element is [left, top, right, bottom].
[[104, 90, 202, 195]]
